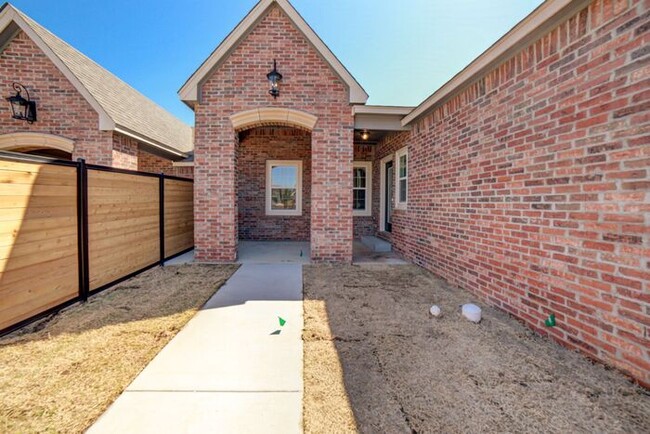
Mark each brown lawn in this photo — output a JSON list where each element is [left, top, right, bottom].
[[303, 263, 650, 433], [0, 263, 238, 434]]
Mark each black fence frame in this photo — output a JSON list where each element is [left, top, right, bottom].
[[0, 152, 194, 337]]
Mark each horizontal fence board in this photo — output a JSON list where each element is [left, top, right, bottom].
[[0, 224, 77, 249], [87, 169, 160, 292], [0, 183, 76, 197], [90, 248, 159, 290], [0, 255, 77, 299], [0, 160, 74, 175], [0, 234, 77, 261], [0, 171, 77, 187], [0, 160, 78, 331], [0, 252, 77, 280], [0, 206, 77, 223], [164, 179, 193, 258], [90, 229, 159, 250], [0, 194, 76, 209]]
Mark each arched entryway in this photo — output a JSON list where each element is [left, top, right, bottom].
[[231, 108, 316, 261], [0, 132, 74, 160]]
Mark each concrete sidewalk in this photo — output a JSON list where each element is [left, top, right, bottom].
[[89, 264, 304, 434]]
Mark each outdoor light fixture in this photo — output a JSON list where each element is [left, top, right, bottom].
[[6, 83, 36, 123], [361, 130, 370, 141], [267, 59, 282, 98]]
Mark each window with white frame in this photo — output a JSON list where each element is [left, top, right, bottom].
[[395, 147, 408, 209], [266, 160, 302, 216], [353, 161, 372, 216]]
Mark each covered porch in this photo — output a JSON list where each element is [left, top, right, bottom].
[[229, 105, 412, 263]]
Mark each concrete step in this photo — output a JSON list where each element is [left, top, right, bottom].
[[361, 235, 392, 253]]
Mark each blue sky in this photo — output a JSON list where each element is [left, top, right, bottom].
[[9, 0, 543, 125]]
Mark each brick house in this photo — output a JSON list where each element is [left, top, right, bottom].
[[0, 3, 193, 178], [180, 0, 649, 385]]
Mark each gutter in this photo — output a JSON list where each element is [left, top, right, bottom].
[[114, 126, 188, 160]]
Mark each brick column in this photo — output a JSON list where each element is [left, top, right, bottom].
[[194, 113, 238, 262], [310, 119, 354, 262]]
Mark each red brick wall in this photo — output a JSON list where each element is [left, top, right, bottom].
[[194, 5, 353, 262], [137, 148, 194, 179], [0, 31, 113, 165], [112, 133, 138, 170], [386, 0, 650, 385], [237, 127, 311, 240]]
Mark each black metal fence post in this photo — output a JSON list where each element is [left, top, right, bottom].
[[159, 173, 165, 267], [76, 158, 90, 301]]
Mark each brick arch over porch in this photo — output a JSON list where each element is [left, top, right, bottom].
[[0, 132, 74, 159], [230, 107, 318, 132], [0, 132, 74, 153]]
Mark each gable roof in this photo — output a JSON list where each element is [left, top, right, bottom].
[[0, 3, 193, 157], [178, 0, 368, 107]]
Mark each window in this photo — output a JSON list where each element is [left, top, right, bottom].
[[395, 147, 408, 209], [266, 160, 303, 216], [353, 162, 372, 216]]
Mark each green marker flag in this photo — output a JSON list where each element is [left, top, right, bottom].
[[279, 317, 286, 327], [545, 313, 556, 327]]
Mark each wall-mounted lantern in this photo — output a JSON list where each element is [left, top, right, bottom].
[[266, 59, 283, 99], [6, 83, 37, 123]]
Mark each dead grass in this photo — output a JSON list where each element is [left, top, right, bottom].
[[303, 264, 650, 434], [0, 263, 238, 434]]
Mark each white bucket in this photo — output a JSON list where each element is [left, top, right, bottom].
[[429, 305, 441, 317], [462, 304, 482, 323]]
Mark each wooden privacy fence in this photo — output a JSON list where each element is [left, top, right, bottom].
[[0, 153, 193, 335]]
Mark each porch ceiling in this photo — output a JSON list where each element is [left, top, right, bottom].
[[353, 105, 414, 145]]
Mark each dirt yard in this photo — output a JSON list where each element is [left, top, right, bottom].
[[0, 263, 238, 434], [303, 264, 650, 433]]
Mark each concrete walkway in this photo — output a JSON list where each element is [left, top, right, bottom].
[[89, 264, 304, 434]]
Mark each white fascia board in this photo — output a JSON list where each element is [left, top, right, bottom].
[[114, 126, 187, 159], [353, 105, 414, 116], [172, 161, 195, 167], [354, 114, 411, 132]]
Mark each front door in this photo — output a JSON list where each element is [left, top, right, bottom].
[[385, 160, 393, 232]]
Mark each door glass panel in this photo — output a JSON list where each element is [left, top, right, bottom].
[[387, 165, 393, 225]]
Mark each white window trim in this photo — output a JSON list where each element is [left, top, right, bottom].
[[266, 160, 303, 216], [395, 147, 408, 210], [352, 161, 372, 217]]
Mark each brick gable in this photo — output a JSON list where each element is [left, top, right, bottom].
[[194, 5, 354, 261], [0, 30, 113, 165]]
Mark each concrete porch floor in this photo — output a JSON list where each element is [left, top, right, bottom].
[[238, 241, 311, 264], [167, 240, 409, 265]]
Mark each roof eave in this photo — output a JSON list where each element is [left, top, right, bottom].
[[113, 125, 188, 160], [402, 0, 591, 126]]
